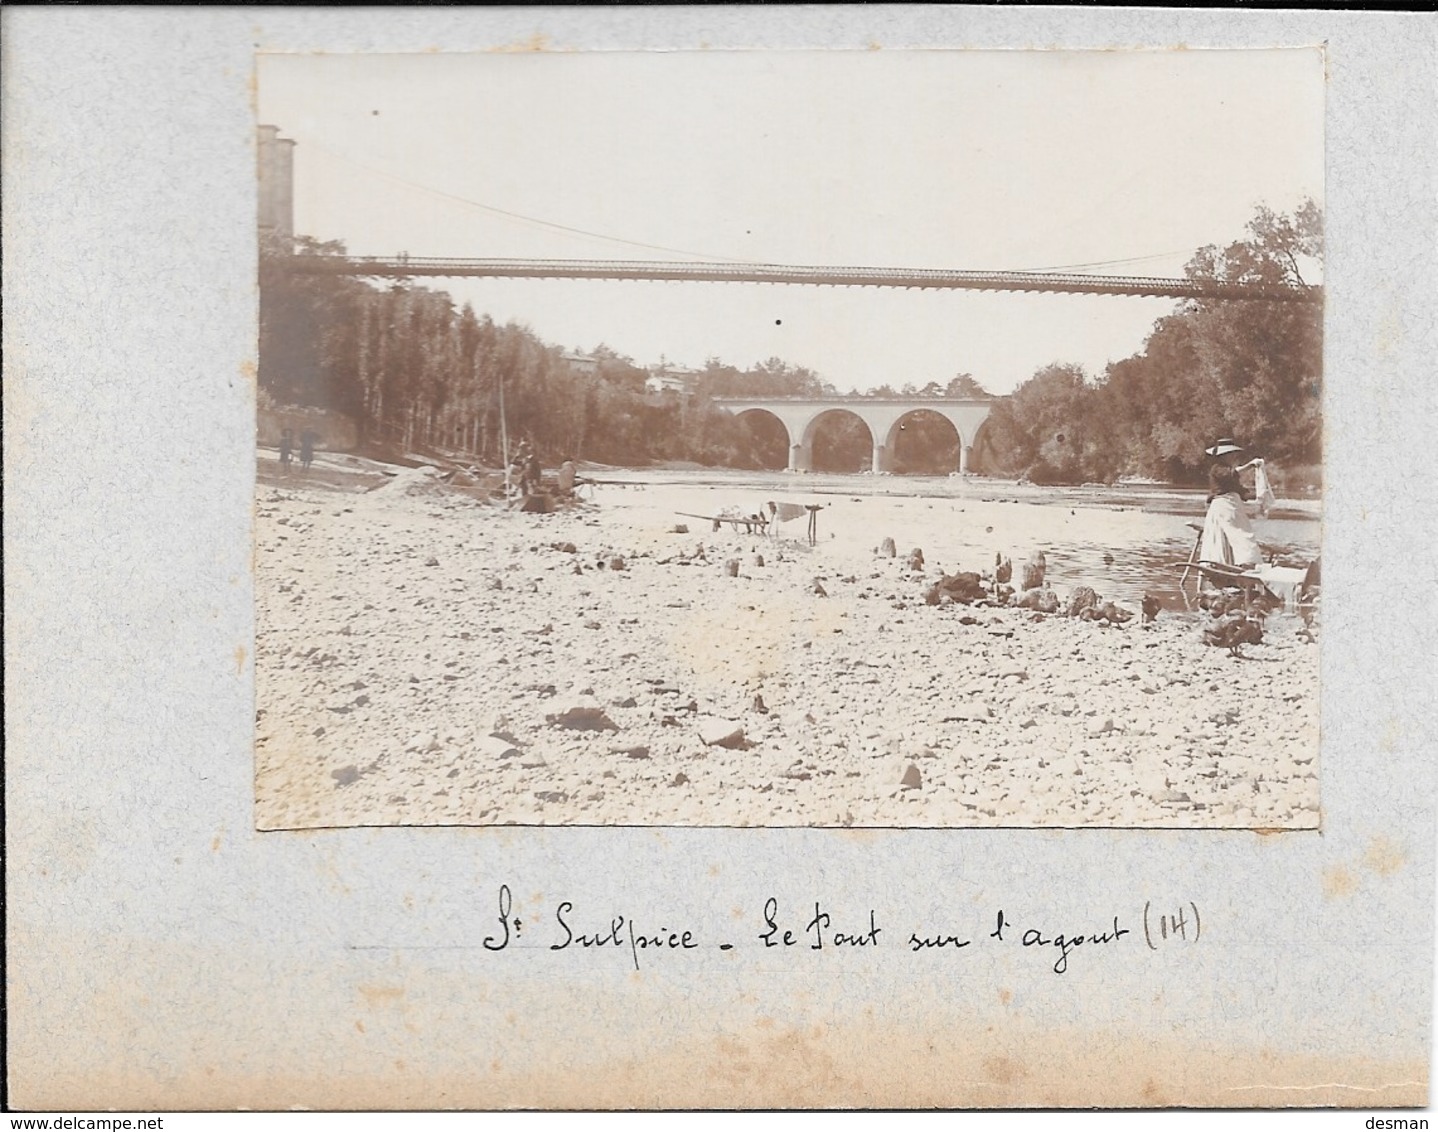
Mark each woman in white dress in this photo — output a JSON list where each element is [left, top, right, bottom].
[[1195, 438, 1317, 612], [1200, 463, 1266, 566]]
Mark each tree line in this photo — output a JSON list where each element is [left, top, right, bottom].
[[258, 201, 1321, 484], [979, 201, 1323, 486], [259, 234, 834, 469]]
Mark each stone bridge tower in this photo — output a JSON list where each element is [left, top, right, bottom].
[[257, 124, 296, 247]]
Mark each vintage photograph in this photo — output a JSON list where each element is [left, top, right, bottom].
[[253, 50, 1323, 831]]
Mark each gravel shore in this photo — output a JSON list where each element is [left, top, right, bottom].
[[254, 462, 1319, 830]]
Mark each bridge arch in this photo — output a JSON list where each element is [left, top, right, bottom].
[[731, 407, 792, 470], [801, 407, 876, 473], [884, 408, 962, 475]]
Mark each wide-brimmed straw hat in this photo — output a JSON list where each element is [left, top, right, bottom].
[[1204, 438, 1246, 458]]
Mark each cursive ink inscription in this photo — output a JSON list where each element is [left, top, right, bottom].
[[483, 883, 520, 951], [909, 930, 971, 951], [761, 898, 881, 950], [999, 909, 1131, 974], [471, 887, 1170, 978], [551, 901, 698, 971]]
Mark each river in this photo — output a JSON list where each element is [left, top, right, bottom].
[[581, 468, 1321, 614]]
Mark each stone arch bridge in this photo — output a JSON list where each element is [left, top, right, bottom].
[[710, 397, 993, 474]]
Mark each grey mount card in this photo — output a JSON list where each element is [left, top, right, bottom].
[[5, 6, 1436, 1112]]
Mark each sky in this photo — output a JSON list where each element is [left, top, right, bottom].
[[258, 49, 1323, 395]]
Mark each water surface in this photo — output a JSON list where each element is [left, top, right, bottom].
[[591, 468, 1321, 614]]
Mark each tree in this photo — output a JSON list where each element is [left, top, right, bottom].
[[1172, 197, 1324, 470], [984, 200, 1324, 483], [258, 236, 369, 415], [1002, 363, 1100, 483], [945, 373, 990, 399]]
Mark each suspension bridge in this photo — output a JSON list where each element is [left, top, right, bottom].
[[284, 254, 1322, 304]]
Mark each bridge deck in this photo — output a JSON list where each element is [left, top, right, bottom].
[[285, 255, 1321, 304]]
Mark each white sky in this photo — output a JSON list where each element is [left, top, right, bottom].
[[258, 49, 1323, 395]]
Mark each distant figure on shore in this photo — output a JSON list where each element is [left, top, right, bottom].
[[556, 456, 578, 497], [300, 428, 318, 472], [510, 440, 532, 495], [278, 428, 294, 474], [525, 449, 542, 495]]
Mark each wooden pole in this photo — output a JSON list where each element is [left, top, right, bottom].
[[1178, 521, 1204, 599], [498, 372, 512, 496]]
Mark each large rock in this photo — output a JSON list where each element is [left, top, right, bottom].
[[1020, 552, 1047, 591], [1015, 587, 1059, 613], [698, 718, 746, 748], [1066, 586, 1100, 618], [925, 571, 986, 606], [476, 735, 521, 759], [546, 699, 618, 731]]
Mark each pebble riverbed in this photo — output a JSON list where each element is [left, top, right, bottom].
[[254, 461, 1319, 830]]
